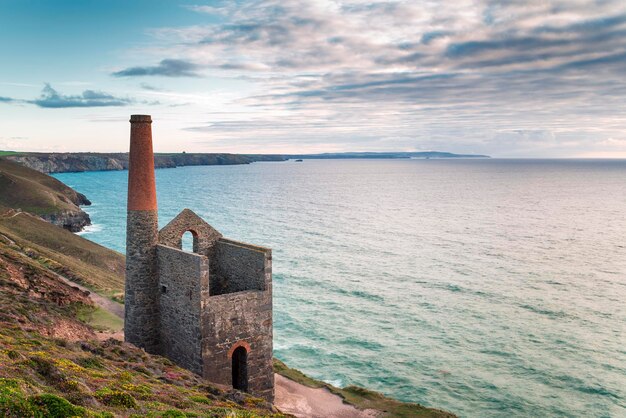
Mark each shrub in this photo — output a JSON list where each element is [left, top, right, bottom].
[[6, 350, 20, 360], [243, 396, 265, 407], [121, 383, 152, 397], [95, 388, 137, 409], [29, 355, 66, 386], [91, 413, 114, 418], [0, 378, 39, 417], [189, 395, 211, 405], [54, 358, 84, 373], [76, 357, 104, 370], [58, 379, 80, 393], [160, 410, 187, 417], [29, 393, 87, 417], [205, 407, 257, 418]]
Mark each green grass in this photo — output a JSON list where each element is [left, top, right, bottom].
[[272, 358, 325, 389], [0, 229, 282, 417], [0, 158, 85, 216], [0, 151, 19, 156], [273, 359, 456, 418], [76, 306, 123, 332], [0, 330, 284, 417], [0, 211, 125, 295]]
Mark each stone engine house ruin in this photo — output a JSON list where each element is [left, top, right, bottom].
[[124, 115, 274, 401]]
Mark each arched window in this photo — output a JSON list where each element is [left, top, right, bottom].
[[232, 346, 248, 392], [181, 230, 197, 253]]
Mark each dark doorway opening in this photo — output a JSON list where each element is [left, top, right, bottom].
[[232, 346, 248, 392]]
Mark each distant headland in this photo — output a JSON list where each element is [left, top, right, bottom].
[[284, 151, 490, 160], [0, 151, 490, 174]]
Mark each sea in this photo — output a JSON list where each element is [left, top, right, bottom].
[[54, 159, 626, 418]]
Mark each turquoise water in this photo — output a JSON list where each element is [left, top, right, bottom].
[[55, 159, 626, 417]]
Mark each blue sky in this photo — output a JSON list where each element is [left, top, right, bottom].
[[1, 0, 626, 157]]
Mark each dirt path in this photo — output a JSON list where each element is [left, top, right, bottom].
[[54, 273, 124, 318], [274, 374, 379, 418], [0, 227, 125, 319]]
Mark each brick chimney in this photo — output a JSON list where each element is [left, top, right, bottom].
[[124, 114, 160, 353]]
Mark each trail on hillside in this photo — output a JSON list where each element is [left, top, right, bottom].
[[54, 273, 124, 318]]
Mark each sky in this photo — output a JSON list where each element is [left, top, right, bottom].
[[1, 0, 626, 157]]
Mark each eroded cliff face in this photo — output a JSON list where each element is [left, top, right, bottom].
[[41, 209, 91, 233], [7, 154, 128, 173], [5, 152, 286, 174], [40, 182, 93, 232]]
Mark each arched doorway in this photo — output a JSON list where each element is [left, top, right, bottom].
[[232, 346, 248, 391]]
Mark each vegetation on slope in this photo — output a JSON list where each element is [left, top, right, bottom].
[[0, 211, 124, 299], [0, 159, 91, 231], [0, 228, 284, 418]]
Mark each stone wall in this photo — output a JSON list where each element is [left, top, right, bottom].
[[157, 244, 208, 375], [159, 209, 222, 256], [213, 239, 267, 295], [152, 208, 274, 401], [203, 245, 274, 401], [125, 209, 160, 354]]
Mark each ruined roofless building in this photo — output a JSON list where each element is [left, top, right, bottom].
[[124, 115, 274, 401]]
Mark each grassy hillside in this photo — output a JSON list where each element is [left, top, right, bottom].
[[0, 159, 89, 216], [0, 235, 284, 417], [0, 159, 91, 231], [0, 211, 124, 299]]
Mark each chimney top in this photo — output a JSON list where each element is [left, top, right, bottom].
[[130, 115, 152, 123], [128, 114, 157, 211]]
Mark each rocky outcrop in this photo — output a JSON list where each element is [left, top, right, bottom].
[[41, 209, 91, 233]]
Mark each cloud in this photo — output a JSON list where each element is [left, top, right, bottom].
[[112, 59, 201, 77], [0, 96, 14, 103], [185, 5, 227, 15], [29, 84, 132, 108], [140, 82, 164, 91], [164, 0, 626, 82], [136, 0, 626, 156]]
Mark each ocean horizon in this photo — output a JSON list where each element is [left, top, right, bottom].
[[54, 158, 626, 417]]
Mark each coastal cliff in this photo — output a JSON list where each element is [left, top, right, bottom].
[[0, 159, 91, 232], [5, 152, 286, 174], [2, 150, 489, 174]]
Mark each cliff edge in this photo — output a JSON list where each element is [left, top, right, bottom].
[[0, 159, 91, 232], [4, 152, 286, 174]]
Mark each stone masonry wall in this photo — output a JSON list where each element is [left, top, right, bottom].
[[153, 208, 274, 401], [159, 209, 222, 256], [213, 239, 267, 295], [157, 244, 208, 375], [125, 210, 160, 354], [203, 244, 273, 401]]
